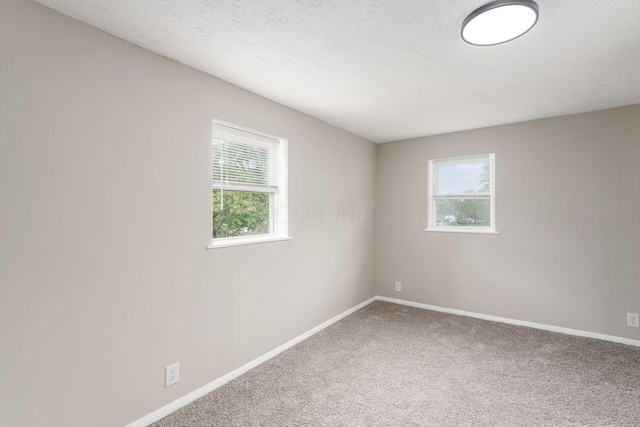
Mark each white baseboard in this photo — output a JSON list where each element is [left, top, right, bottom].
[[126, 373, 233, 427], [126, 296, 377, 427], [127, 294, 639, 426], [376, 296, 640, 348], [231, 296, 376, 378]]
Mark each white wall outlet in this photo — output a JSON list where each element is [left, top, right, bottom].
[[166, 362, 179, 387], [395, 282, 401, 292], [627, 313, 640, 328]]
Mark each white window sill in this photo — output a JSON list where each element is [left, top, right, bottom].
[[424, 228, 500, 235], [207, 235, 292, 249]]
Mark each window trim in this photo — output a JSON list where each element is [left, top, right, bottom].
[[207, 235, 292, 249], [208, 119, 290, 249], [425, 153, 498, 234]]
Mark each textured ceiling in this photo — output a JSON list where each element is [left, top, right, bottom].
[[33, 0, 640, 143]]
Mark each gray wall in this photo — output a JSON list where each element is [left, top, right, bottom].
[[0, 1, 376, 426], [376, 105, 640, 341]]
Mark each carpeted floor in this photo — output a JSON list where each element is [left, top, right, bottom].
[[151, 301, 640, 426]]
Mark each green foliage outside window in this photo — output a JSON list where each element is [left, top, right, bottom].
[[438, 198, 490, 226], [212, 190, 270, 238]]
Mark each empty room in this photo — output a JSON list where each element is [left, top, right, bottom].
[[2, 0, 640, 426]]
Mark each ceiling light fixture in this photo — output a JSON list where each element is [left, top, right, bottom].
[[462, 0, 539, 46]]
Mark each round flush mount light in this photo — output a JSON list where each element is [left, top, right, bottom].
[[462, 0, 539, 46]]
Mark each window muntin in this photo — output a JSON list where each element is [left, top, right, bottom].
[[209, 121, 288, 247], [427, 154, 496, 233]]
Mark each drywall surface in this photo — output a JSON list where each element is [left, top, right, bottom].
[[0, 1, 376, 425], [376, 105, 640, 341], [31, 0, 640, 143]]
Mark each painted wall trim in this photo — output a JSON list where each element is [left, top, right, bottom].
[[126, 296, 377, 427], [127, 294, 639, 426], [126, 372, 234, 427], [376, 296, 640, 348]]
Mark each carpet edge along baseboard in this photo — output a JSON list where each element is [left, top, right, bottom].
[[127, 295, 640, 426]]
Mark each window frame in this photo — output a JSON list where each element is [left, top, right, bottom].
[[207, 120, 291, 249], [425, 153, 498, 234]]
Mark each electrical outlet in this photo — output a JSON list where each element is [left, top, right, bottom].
[[395, 282, 401, 292], [627, 313, 640, 328], [166, 362, 179, 387]]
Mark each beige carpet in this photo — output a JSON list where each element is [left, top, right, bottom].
[[151, 301, 640, 426]]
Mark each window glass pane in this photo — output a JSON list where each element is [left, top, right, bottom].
[[435, 199, 490, 227], [212, 190, 271, 239], [437, 160, 490, 195], [212, 140, 271, 186]]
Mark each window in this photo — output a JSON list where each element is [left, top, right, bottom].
[[208, 121, 289, 248], [426, 153, 497, 234]]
